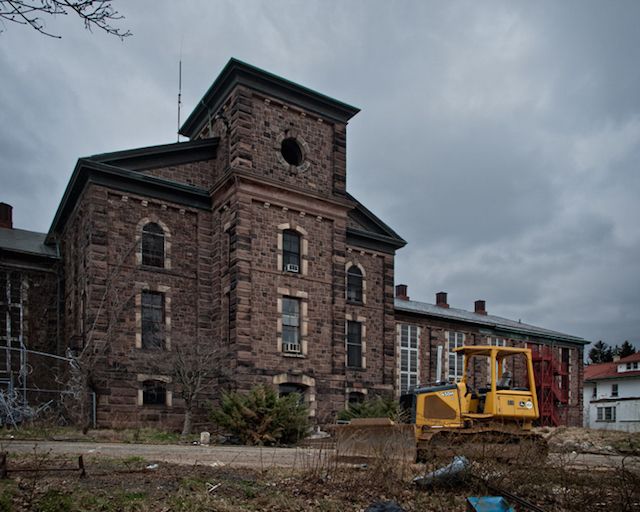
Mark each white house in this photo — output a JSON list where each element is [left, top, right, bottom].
[[584, 352, 640, 432]]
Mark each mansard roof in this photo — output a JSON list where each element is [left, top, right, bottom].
[[180, 58, 361, 138]]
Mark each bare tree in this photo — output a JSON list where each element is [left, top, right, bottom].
[[0, 0, 131, 39], [174, 343, 219, 438], [63, 236, 139, 431]]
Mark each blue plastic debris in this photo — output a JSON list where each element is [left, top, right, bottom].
[[466, 496, 515, 512]]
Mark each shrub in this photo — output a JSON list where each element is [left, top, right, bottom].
[[337, 395, 401, 422], [211, 385, 310, 445]]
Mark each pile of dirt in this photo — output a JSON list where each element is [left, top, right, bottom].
[[537, 426, 640, 455]]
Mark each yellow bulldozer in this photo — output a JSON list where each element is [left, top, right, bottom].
[[335, 345, 547, 462]]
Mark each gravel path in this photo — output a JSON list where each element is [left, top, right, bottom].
[[2, 440, 638, 471], [0, 440, 331, 469]]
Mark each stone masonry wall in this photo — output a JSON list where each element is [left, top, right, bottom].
[[61, 183, 217, 429], [140, 158, 219, 190]]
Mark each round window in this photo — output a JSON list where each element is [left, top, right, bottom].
[[280, 138, 304, 166]]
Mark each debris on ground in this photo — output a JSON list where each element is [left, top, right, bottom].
[[413, 455, 470, 487], [466, 496, 515, 512], [537, 427, 640, 455], [364, 500, 407, 512]]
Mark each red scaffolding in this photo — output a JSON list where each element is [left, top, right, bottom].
[[531, 345, 568, 426]]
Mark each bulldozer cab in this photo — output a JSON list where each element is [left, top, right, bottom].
[[455, 346, 539, 426]]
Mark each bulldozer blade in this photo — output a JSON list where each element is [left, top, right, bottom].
[[333, 419, 416, 463]]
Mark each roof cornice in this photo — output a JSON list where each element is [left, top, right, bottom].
[[346, 227, 406, 253], [394, 300, 588, 345], [46, 160, 211, 242], [88, 138, 219, 171], [180, 58, 360, 138]]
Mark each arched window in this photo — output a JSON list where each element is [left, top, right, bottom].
[[347, 265, 363, 303], [282, 229, 300, 272], [142, 222, 165, 268], [142, 380, 166, 405]]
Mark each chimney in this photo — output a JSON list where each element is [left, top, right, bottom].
[[436, 291, 449, 308], [395, 284, 409, 300], [474, 300, 487, 315], [613, 355, 621, 362], [0, 203, 12, 229]]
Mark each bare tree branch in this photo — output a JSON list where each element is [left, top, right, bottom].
[[0, 0, 131, 39]]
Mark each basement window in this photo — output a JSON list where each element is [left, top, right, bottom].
[[142, 380, 166, 406], [281, 138, 304, 166]]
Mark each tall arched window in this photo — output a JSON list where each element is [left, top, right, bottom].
[[282, 229, 300, 272], [347, 265, 363, 303], [142, 222, 165, 268]]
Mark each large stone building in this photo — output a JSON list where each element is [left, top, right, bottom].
[[0, 59, 586, 428]]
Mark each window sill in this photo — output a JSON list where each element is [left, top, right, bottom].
[[346, 300, 364, 306], [282, 352, 305, 358], [346, 366, 366, 372], [281, 270, 302, 277], [140, 264, 168, 272]]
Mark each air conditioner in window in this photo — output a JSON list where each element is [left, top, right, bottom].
[[285, 263, 299, 273], [283, 342, 301, 354]]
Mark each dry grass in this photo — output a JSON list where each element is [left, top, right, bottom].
[[0, 442, 637, 511]]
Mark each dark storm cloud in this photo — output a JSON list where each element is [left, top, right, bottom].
[[1, 0, 638, 348]]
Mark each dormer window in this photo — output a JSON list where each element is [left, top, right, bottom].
[[142, 222, 165, 268]]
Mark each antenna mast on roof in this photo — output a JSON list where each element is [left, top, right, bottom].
[[177, 36, 184, 143], [177, 58, 182, 142]]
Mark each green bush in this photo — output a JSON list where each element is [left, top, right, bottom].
[[337, 395, 401, 422], [211, 385, 310, 445]]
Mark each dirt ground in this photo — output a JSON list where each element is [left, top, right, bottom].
[[536, 426, 640, 455], [0, 448, 638, 511], [0, 427, 638, 511]]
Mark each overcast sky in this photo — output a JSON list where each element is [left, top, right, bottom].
[[1, 1, 639, 349]]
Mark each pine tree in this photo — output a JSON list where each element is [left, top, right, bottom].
[[589, 341, 614, 364], [618, 340, 636, 358]]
